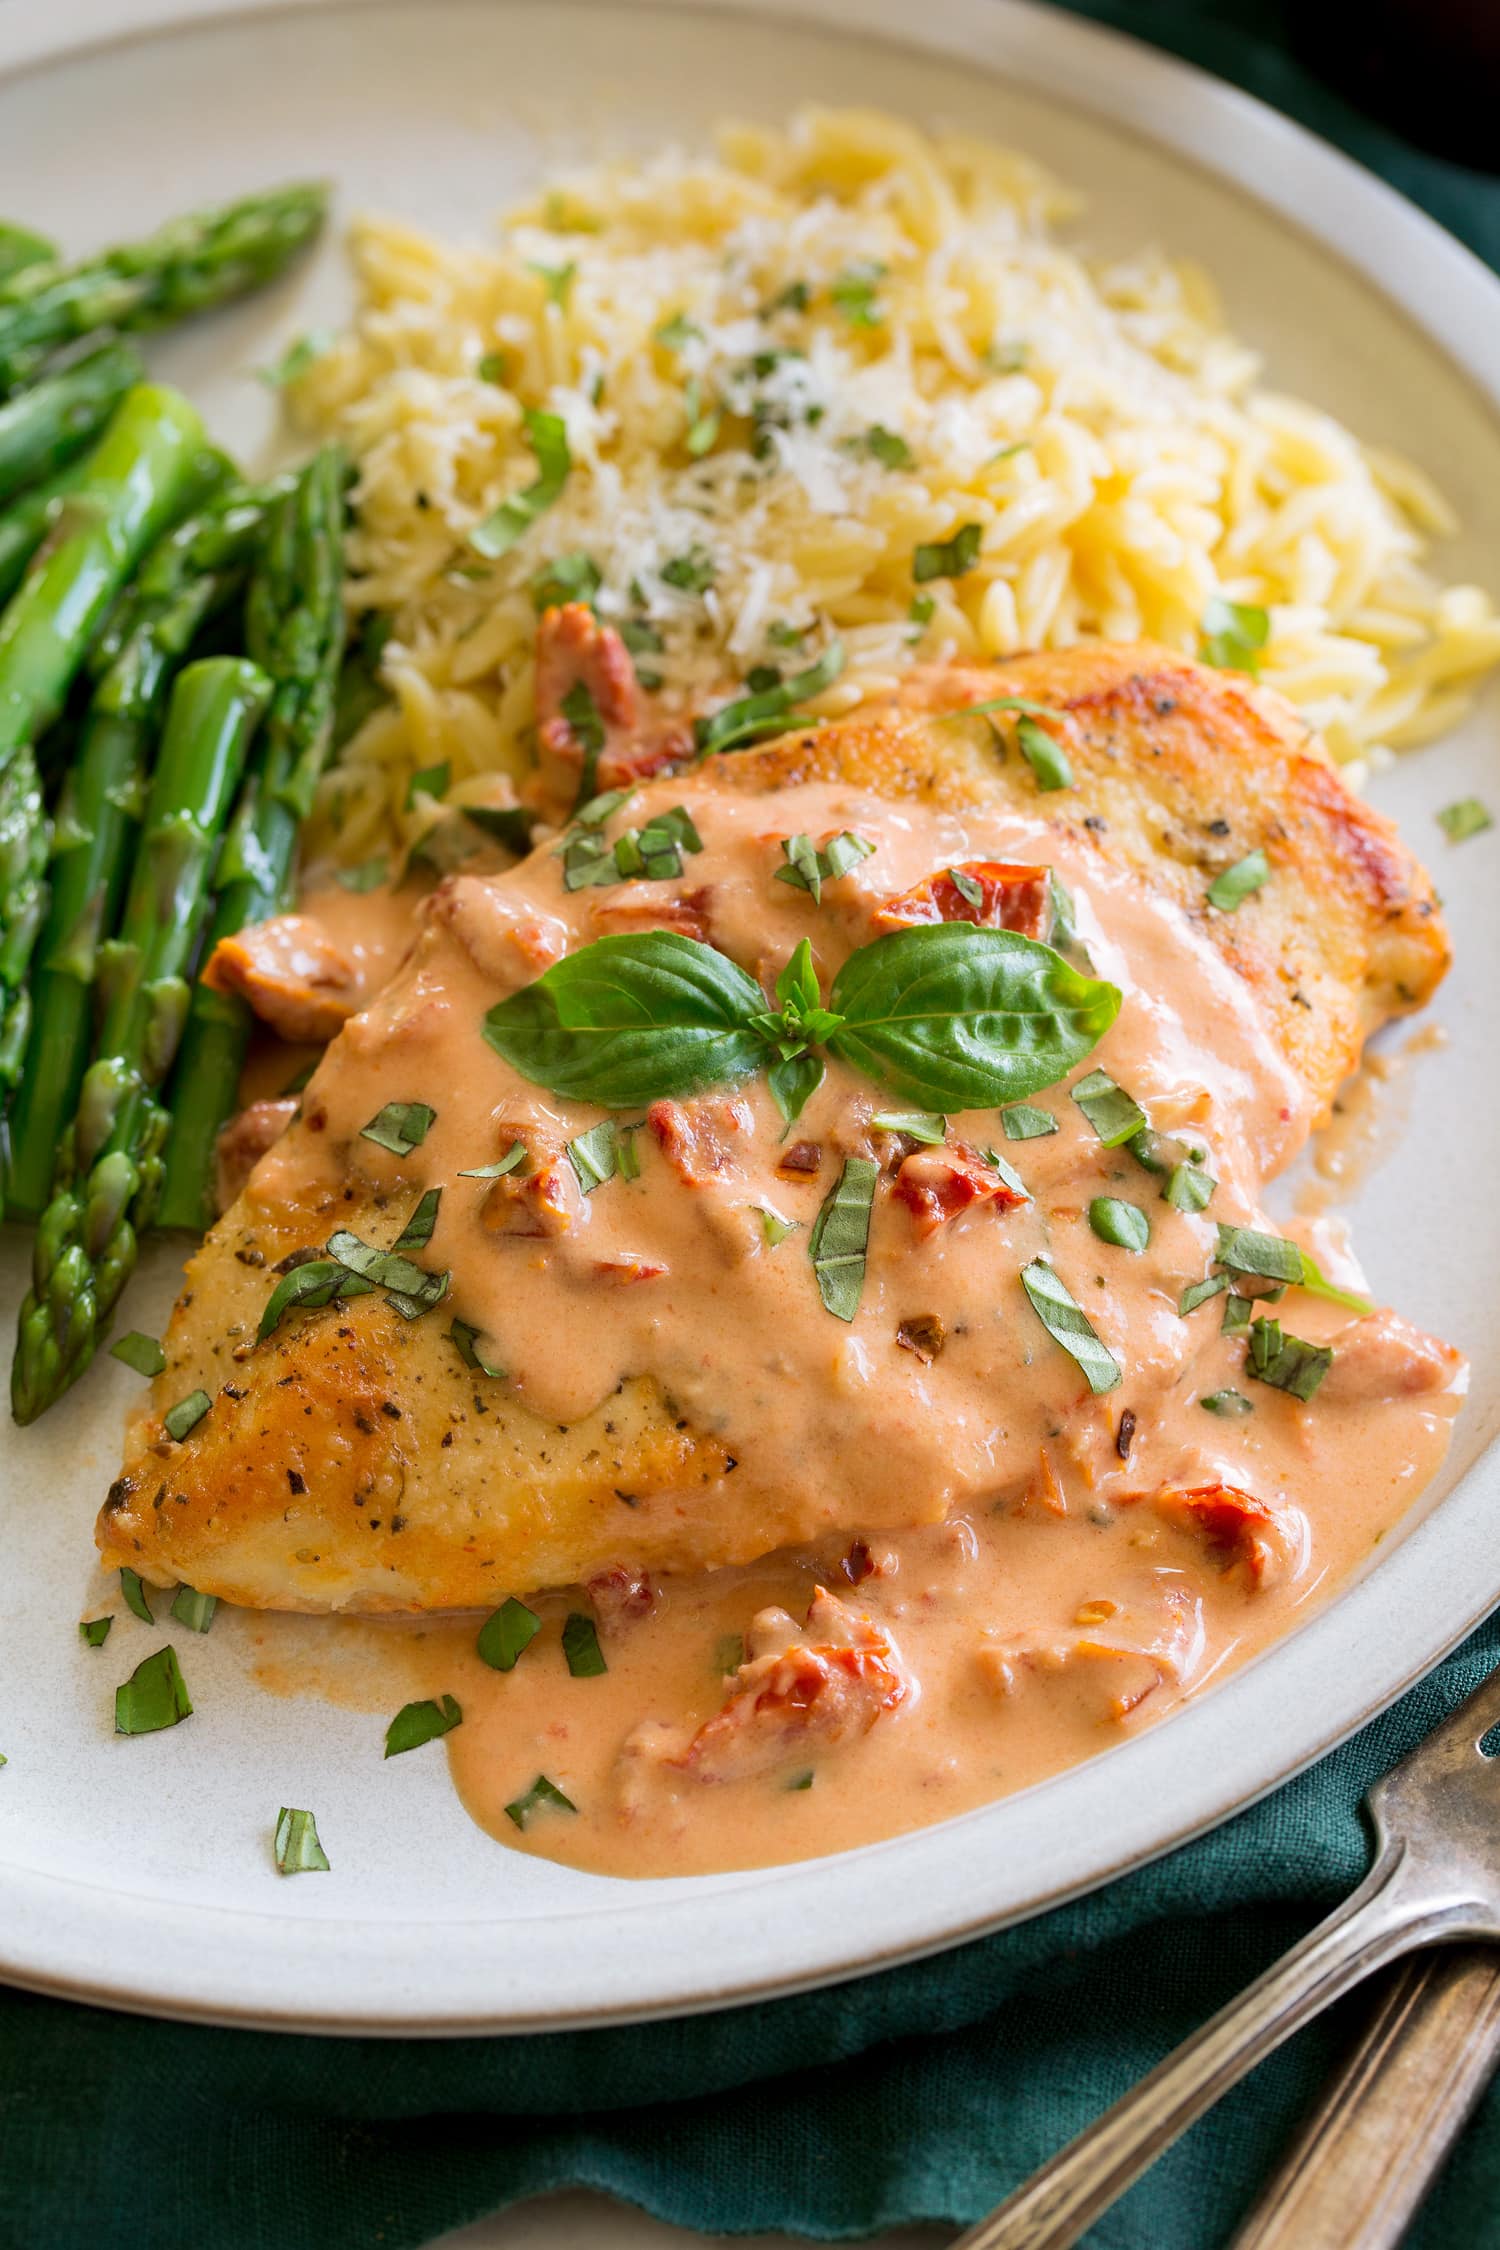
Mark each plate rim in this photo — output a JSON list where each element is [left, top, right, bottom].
[[3, 0, 1499, 2037]]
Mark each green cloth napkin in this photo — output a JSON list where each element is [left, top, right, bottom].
[[5, 10, 1500, 2248]]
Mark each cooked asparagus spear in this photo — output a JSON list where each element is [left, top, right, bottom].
[[0, 339, 141, 509], [5, 480, 274, 1221], [157, 447, 347, 1231], [12, 657, 272, 1422], [0, 458, 84, 608], [0, 183, 328, 395]]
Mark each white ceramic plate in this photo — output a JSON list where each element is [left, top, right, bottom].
[[3, 0, 1499, 2037]]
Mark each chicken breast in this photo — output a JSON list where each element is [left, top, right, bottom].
[[98, 644, 1448, 1613]]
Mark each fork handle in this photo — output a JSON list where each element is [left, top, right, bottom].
[[952, 1845, 1472, 2250], [1229, 1945, 1500, 2249]]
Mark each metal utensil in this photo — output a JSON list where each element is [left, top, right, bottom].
[[1229, 1944, 1500, 2248], [952, 1656, 1500, 2250]]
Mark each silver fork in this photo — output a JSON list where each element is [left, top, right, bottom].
[[953, 1654, 1500, 2250]]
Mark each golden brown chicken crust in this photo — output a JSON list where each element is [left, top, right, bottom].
[[98, 644, 1448, 1612]]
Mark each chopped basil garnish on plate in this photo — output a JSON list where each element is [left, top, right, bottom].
[[909, 594, 936, 628], [694, 643, 846, 756], [384, 1694, 463, 1757], [1200, 1389, 1253, 1416], [274, 1806, 330, 1874], [1437, 797, 1493, 843], [1179, 1272, 1229, 1316], [257, 1258, 375, 1341], [1207, 850, 1270, 912], [872, 1111, 946, 1144], [1002, 1104, 1057, 1141], [1164, 1159, 1216, 1213], [335, 855, 389, 894], [451, 1319, 505, 1378], [1246, 1316, 1332, 1401], [1214, 1223, 1303, 1287], [505, 1773, 577, 1830], [1019, 1258, 1122, 1394], [1222, 1290, 1255, 1335], [661, 544, 716, 594], [774, 827, 873, 903], [809, 1157, 878, 1322], [562, 1612, 608, 1677], [459, 1141, 528, 1180], [785, 1768, 815, 1791], [716, 1633, 746, 1675], [655, 311, 701, 349], [110, 1331, 165, 1378], [405, 759, 450, 809], [478, 1598, 541, 1672], [759, 1207, 797, 1247], [1071, 1068, 1146, 1148], [854, 424, 913, 469], [830, 261, 886, 326], [325, 1225, 448, 1311], [566, 1121, 619, 1193], [913, 522, 982, 582], [1015, 716, 1073, 792], [470, 407, 571, 558], [360, 1101, 436, 1156], [171, 1586, 218, 1634], [115, 1645, 192, 1735], [80, 1616, 113, 1648], [1089, 1197, 1149, 1252], [1200, 596, 1269, 675], [393, 1188, 442, 1252], [163, 1390, 211, 1442], [530, 550, 601, 612]]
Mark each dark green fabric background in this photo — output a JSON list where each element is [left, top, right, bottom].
[[5, 7, 1500, 2247]]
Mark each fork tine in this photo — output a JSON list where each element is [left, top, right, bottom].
[[1376, 1653, 1500, 1786]]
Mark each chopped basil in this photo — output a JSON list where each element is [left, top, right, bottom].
[[384, 1695, 463, 1756], [981, 1147, 1029, 1197], [774, 826, 873, 903], [504, 1773, 577, 1830], [530, 551, 601, 612], [259, 329, 333, 388], [566, 1121, 618, 1193], [1207, 849, 1270, 912], [335, 855, 389, 893], [1200, 596, 1270, 676], [872, 1111, 946, 1144], [459, 1140, 528, 1180], [360, 1101, 436, 1157], [1164, 1160, 1216, 1213], [661, 545, 716, 594], [1002, 1104, 1057, 1141], [809, 1156, 878, 1322], [257, 1257, 374, 1342], [562, 1612, 608, 1677], [470, 407, 572, 558], [163, 1390, 210, 1442], [1437, 797, 1493, 843], [559, 683, 605, 795], [619, 617, 665, 658], [1200, 1389, 1253, 1416], [909, 594, 936, 628], [1214, 1223, 1304, 1288], [79, 1617, 113, 1648], [1020, 1258, 1122, 1394], [1246, 1316, 1332, 1401], [477, 1597, 541, 1672], [716, 1632, 747, 1675], [913, 523, 982, 583], [451, 1319, 505, 1378], [1179, 1273, 1229, 1316], [948, 868, 984, 911], [114, 1645, 192, 1735], [170, 1585, 217, 1634], [274, 1806, 330, 1874], [785, 1768, 815, 1791], [326, 1226, 449, 1313], [759, 1207, 797, 1247], [694, 643, 846, 757], [830, 261, 886, 327], [405, 759, 450, 808], [393, 1188, 442, 1251], [683, 376, 721, 456], [1071, 1068, 1146, 1149], [854, 424, 913, 470], [655, 311, 701, 349], [110, 1331, 165, 1378], [616, 1123, 643, 1181], [1297, 1250, 1374, 1316], [1221, 1290, 1254, 1335], [476, 351, 507, 384], [527, 257, 576, 308], [1089, 1198, 1149, 1252], [1015, 716, 1073, 792]]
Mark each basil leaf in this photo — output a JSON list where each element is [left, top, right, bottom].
[[1215, 1223, 1304, 1287], [655, 311, 701, 349], [171, 1586, 217, 1634], [768, 1050, 824, 1125], [913, 523, 982, 582], [327, 1227, 446, 1304], [114, 1646, 192, 1735], [1179, 1272, 1229, 1316], [80, 1617, 113, 1648], [716, 1632, 747, 1674], [360, 1101, 436, 1157], [163, 1390, 210, 1442], [785, 1768, 815, 1791], [1437, 797, 1492, 843], [384, 1694, 463, 1756], [459, 1140, 527, 1180], [909, 594, 936, 629], [1200, 1389, 1253, 1416], [872, 1111, 946, 1143], [405, 759, 450, 809], [809, 1156, 877, 1322], [759, 1208, 796, 1247], [775, 827, 873, 902], [562, 1612, 608, 1677], [1164, 1159, 1216, 1213], [1246, 1316, 1332, 1401], [1089, 1198, 1149, 1252], [566, 1120, 618, 1192], [449, 1318, 504, 1378], [827, 926, 1120, 1111], [1016, 716, 1073, 792], [855, 424, 913, 469], [1071, 1068, 1146, 1149], [661, 545, 715, 593], [694, 643, 846, 756], [505, 1773, 577, 1829], [470, 407, 571, 558], [274, 1806, 330, 1874], [1297, 1251, 1374, 1317], [830, 261, 885, 327], [1002, 1103, 1057, 1140], [258, 1258, 374, 1342], [940, 694, 1063, 728], [335, 855, 389, 893], [120, 1568, 153, 1624], [1222, 1290, 1255, 1335], [393, 1188, 442, 1251], [1020, 1258, 1122, 1394], [1207, 849, 1270, 912], [110, 1330, 165, 1378], [462, 805, 539, 857], [1200, 596, 1269, 675], [478, 1598, 541, 1672], [980, 1147, 1028, 1197], [483, 931, 767, 1107]]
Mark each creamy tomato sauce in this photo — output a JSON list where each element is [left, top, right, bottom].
[[261, 771, 1463, 1877]]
